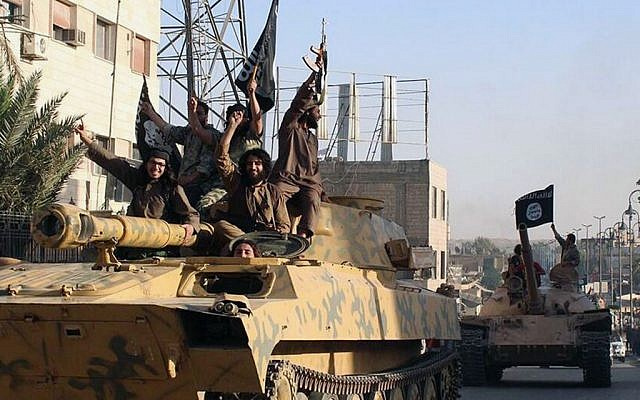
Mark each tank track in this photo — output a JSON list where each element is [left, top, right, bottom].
[[459, 327, 487, 386], [580, 331, 611, 388], [206, 349, 460, 400]]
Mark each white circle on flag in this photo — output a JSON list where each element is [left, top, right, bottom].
[[526, 202, 542, 221]]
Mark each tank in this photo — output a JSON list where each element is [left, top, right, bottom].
[[459, 227, 611, 387], [0, 199, 461, 400]]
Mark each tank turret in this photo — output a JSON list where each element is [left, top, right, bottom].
[[0, 198, 461, 399]]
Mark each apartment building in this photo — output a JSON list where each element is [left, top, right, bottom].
[[1, 0, 160, 211]]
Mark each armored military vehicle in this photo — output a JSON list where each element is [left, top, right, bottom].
[[0, 198, 461, 400], [460, 228, 611, 387]]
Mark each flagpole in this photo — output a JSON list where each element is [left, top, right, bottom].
[[184, 0, 195, 96], [271, 65, 280, 156]]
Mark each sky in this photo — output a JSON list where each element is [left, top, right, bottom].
[[217, 1, 640, 240]]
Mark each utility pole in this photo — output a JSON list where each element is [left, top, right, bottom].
[[582, 223, 592, 288], [594, 216, 605, 295]]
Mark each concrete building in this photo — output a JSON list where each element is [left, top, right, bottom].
[[320, 159, 448, 290], [1, 0, 160, 211]]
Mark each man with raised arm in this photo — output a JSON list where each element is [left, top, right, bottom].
[[141, 97, 220, 208], [549, 223, 580, 289], [212, 105, 290, 253], [270, 56, 324, 238], [75, 124, 199, 258], [197, 78, 265, 215]]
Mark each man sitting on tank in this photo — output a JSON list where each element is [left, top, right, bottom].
[[505, 244, 546, 288], [270, 54, 325, 239], [75, 124, 199, 258], [549, 224, 580, 289], [211, 107, 290, 254], [141, 96, 219, 210]]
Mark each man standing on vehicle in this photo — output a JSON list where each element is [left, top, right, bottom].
[[270, 54, 324, 239], [549, 224, 580, 289]]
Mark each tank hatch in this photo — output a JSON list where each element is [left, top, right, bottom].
[[229, 231, 310, 258]]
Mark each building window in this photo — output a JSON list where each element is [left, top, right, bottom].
[[52, 0, 72, 41], [132, 35, 150, 75], [441, 190, 446, 221], [95, 18, 115, 61], [431, 186, 437, 219], [92, 136, 110, 175], [440, 250, 446, 279], [112, 179, 132, 203], [0, 0, 23, 24]]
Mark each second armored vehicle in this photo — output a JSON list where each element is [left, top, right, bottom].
[[460, 228, 611, 387]]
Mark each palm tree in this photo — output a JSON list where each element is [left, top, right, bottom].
[[0, 57, 84, 214]]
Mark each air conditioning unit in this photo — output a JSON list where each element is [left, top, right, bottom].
[[61, 29, 86, 46], [21, 33, 47, 60]]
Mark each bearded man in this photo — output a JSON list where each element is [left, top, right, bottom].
[[212, 109, 290, 252], [270, 65, 324, 238]]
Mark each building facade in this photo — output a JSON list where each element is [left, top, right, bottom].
[[320, 159, 449, 289], [2, 0, 160, 211]]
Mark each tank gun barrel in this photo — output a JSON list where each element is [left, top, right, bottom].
[[518, 224, 543, 314], [31, 203, 210, 249]]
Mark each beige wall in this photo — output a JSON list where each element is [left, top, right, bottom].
[[3, 0, 160, 210], [428, 161, 448, 289], [320, 159, 449, 290]]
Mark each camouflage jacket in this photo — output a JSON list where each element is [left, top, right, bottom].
[[162, 123, 222, 192]]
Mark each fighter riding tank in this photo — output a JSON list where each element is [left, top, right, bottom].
[[0, 198, 461, 400], [459, 226, 611, 387]]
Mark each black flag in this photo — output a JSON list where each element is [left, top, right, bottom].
[[235, 0, 278, 112], [135, 76, 181, 171], [515, 184, 554, 228]]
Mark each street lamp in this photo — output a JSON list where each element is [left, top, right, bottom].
[[594, 216, 605, 295], [613, 220, 626, 334], [624, 200, 639, 330], [582, 224, 592, 286], [604, 227, 615, 304]]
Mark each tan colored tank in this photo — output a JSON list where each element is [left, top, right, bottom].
[[460, 227, 611, 387], [0, 199, 461, 400]]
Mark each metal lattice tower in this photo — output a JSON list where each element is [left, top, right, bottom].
[[158, 0, 247, 125]]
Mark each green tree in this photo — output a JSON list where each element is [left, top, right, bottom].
[[0, 65, 84, 213], [472, 237, 502, 256]]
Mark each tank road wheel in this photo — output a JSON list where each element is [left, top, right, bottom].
[[437, 362, 461, 400], [365, 391, 385, 400], [460, 327, 487, 386], [387, 387, 404, 400], [580, 331, 611, 388], [421, 377, 437, 400], [404, 384, 419, 400], [309, 394, 338, 400]]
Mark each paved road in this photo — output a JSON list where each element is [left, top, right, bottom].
[[461, 360, 638, 400]]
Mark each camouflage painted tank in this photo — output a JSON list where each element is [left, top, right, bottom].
[[460, 228, 611, 387], [0, 198, 461, 400]]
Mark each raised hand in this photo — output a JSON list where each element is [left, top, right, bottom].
[[74, 123, 93, 145]]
